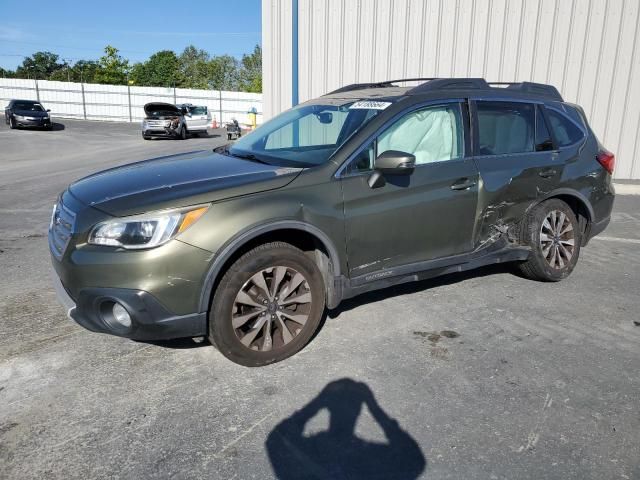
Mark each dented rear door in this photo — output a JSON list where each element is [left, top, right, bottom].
[[471, 100, 563, 246]]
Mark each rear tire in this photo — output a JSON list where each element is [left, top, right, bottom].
[[517, 199, 581, 282], [208, 242, 326, 367]]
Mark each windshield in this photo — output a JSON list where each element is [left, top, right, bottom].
[[14, 102, 44, 112], [228, 102, 383, 167]]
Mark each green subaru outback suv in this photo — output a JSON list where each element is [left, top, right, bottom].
[[50, 78, 615, 366]]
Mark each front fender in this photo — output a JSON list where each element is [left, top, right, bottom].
[[195, 220, 343, 313]]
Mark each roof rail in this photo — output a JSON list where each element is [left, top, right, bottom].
[[488, 82, 563, 101], [325, 82, 395, 95], [407, 78, 490, 94], [326, 78, 563, 101], [380, 77, 439, 85], [325, 78, 438, 95]]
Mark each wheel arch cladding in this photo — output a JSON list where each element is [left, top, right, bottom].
[[531, 189, 594, 241], [198, 221, 342, 313]]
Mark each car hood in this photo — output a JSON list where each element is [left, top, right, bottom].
[[15, 109, 48, 117], [144, 102, 181, 116], [69, 150, 304, 216]]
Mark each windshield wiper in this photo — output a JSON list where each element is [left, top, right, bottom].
[[230, 151, 271, 165]]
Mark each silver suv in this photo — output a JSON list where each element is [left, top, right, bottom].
[[142, 102, 188, 140], [179, 104, 212, 136]]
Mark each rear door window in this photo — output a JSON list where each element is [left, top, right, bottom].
[[190, 106, 207, 115], [476, 102, 535, 155], [535, 106, 554, 151], [546, 109, 585, 147]]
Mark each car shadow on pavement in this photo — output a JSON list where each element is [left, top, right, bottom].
[[266, 378, 427, 480], [329, 263, 514, 319], [50, 122, 65, 131], [141, 337, 210, 349]]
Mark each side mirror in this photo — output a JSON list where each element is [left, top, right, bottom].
[[374, 150, 416, 175], [316, 112, 333, 124], [46, 109, 51, 112], [368, 150, 416, 188]]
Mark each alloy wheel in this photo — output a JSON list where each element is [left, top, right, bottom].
[[540, 209, 575, 269], [231, 266, 312, 351]]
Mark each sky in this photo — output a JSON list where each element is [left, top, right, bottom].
[[0, 0, 262, 70]]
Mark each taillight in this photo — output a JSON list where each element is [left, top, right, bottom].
[[596, 149, 615, 174]]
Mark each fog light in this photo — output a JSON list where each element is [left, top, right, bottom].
[[112, 303, 132, 328]]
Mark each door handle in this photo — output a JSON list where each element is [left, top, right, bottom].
[[538, 169, 557, 178], [450, 178, 477, 191]]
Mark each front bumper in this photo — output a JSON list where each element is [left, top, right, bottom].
[[143, 129, 180, 138], [52, 272, 207, 340], [15, 116, 51, 128]]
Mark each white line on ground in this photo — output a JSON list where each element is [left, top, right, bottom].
[[592, 236, 640, 244], [613, 183, 640, 195]]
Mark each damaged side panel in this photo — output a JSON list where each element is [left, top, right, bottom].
[[472, 154, 563, 247]]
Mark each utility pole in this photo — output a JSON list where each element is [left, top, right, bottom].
[[64, 58, 72, 82], [80, 65, 87, 120], [127, 73, 132, 123]]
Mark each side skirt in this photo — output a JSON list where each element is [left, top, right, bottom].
[[334, 239, 531, 303]]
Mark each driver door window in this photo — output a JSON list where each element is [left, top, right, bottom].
[[378, 104, 463, 165], [345, 103, 464, 174]]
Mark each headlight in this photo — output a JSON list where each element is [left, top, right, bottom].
[[14, 114, 25, 120], [88, 206, 208, 249]]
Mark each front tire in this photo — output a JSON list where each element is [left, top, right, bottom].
[[208, 242, 326, 367], [518, 199, 581, 281], [180, 125, 187, 140], [9, 116, 16, 129]]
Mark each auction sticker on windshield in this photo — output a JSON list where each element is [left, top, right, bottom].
[[349, 101, 392, 110]]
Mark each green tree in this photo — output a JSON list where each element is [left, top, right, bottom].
[[15, 51, 65, 79], [239, 45, 262, 93], [73, 60, 101, 83], [0, 67, 14, 78], [130, 50, 182, 87], [208, 55, 239, 91], [179, 45, 210, 89], [94, 46, 130, 85], [49, 60, 100, 83]]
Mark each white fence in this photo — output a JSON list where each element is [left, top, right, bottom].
[[0, 78, 263, 126]]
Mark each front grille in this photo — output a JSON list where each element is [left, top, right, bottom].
[[145, 120, 170, 128], [49, 202, 76, 260]]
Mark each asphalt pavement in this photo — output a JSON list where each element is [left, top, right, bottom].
[[1, 116, 639, 479]]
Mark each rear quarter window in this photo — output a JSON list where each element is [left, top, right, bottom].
[[546, 108, 585, 147]]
